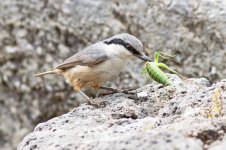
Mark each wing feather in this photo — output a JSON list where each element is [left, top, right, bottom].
[[55, 43, 108, 69]]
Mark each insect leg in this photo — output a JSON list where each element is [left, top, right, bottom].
[[159, 51, 175, 58], [154, 51, 174, 63], [154, 51, 160, 63], [157, 63, 186, 79]]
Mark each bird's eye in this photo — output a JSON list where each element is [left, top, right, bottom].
[[126, 44, 133, 50], [125, 44, 140, 55]]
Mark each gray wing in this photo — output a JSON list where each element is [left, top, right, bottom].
[[56, 43, 108, 69]]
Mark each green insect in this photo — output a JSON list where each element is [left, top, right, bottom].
[[142, 51, 183, 86]]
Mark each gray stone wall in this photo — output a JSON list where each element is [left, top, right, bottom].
[[0, 0, 226, 149]]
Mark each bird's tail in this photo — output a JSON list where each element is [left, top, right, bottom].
[[33, 70, 56, 77]]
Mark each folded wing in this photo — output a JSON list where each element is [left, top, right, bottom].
[[56, 44, 108, 70]]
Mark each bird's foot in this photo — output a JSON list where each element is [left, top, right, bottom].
[[78, 91, 109, 108], [98, 86, 137, 97], [87, 98, 109, 108], [121, 87, 137, 94]]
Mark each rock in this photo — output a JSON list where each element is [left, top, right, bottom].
[[1, 0, 226, 149], [18, 75, 226, 150]]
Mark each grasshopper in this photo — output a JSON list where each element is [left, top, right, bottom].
[[142, 51, 183, 86]]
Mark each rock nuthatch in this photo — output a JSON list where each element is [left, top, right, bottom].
[[34, 33, 151, 106]]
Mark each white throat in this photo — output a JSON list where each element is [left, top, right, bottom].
[[105, 44, 132, 58]]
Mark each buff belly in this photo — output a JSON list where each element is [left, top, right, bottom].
[[59, 57, 128, 91]]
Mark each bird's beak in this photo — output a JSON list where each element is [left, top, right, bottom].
[[138, 54, 151, 62]]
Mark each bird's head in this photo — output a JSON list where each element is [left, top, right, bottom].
[[103, 33, 151, 62]]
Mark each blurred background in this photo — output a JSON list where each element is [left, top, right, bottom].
[[0, 0, 226, 149]]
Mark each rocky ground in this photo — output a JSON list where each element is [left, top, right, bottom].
[[1, 0, 226, 149], [18, 75, 226, 150]]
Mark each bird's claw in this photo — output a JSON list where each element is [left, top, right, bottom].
[[99, 100, 110, 106], [87, 98, 109, 108]]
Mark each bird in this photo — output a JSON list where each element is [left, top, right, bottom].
[[34, 33, 151, 106]]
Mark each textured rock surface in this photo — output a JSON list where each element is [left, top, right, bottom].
[[18, 75, 226, 150], [1, 0, 226, 149]]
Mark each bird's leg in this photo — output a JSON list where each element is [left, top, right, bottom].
[[78, 91, 90, 100], [78, 91, 108, 108], [100, 86, 123, 93], [99, 86, 136, 95]]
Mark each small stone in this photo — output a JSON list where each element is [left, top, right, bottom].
[[5, 46, 18, 53], [137, 92, 148, 98]]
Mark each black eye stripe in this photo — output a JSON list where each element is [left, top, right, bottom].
[[104, 38, 125, 46], [104, 38, 140, 55]]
